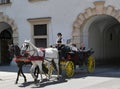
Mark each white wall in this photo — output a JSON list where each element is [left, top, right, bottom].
[[0, 0, 120, 46]]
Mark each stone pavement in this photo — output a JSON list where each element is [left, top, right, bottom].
[[0, 65, 120, 89]]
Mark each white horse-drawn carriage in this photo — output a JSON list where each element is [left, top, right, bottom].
[[9, 40, 95, 84]]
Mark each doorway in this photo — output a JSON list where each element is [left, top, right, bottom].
[[82, 15, 120, 65], [0, 22, 13, 65]]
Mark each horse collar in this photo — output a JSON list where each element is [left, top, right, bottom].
[[40, 48, 45, 57]]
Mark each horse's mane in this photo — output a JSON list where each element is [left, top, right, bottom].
[[9, 44, 21, 57], [15, 45, 21, 56]]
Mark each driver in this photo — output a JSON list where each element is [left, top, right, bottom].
[[56, 32, 65, 74], [56, 32, 65, 50]]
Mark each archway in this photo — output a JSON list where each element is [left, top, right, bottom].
[[0, 12, 18, 65], [72, 1, 120, 65], [87, 15, 120, 64], [0, 22, 13, 65]]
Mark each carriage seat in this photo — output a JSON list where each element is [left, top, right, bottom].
[[79, 48, 94, 57]]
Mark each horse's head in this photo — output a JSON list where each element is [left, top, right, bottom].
[[9, 44, 21, 57], [21, 40, 30, 55]]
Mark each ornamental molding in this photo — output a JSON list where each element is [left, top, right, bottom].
[[0, 12, 18, 44], [72, 1, 120, 46]]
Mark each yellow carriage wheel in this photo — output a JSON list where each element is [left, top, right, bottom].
[[65, 61, 74, 78], [87, 56, 95, 73]]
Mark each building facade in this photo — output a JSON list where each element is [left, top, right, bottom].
[[0, 0, 120, 65]]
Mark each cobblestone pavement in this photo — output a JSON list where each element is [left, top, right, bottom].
[[0, 65, 120, 89]]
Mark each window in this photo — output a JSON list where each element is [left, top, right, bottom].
[[0, 0, 10, 4], [27, 17, 51, 48], [34, 24, 47, 36], [35, 38, 47, 48], [33, 24, 47, 47]]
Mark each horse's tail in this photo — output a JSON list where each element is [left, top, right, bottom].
[[52, 59, 57, 71]]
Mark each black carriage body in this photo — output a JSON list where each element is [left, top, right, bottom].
[[60, 45, 94, 66], [58, 45, 95, 78], [65, 51, 91, 66]]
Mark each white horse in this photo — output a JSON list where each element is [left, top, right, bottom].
[[21, 40, 60, 82]]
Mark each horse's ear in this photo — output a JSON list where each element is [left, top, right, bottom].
[[24, 39, 30, 42], [24, 39, 29, 42]]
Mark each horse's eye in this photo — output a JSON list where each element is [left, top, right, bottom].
[[26, 45, 28, 47]]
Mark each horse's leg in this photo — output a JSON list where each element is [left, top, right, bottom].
[[47, 61, 53, 79], [57, 64, 60, 80], [42, 61, 50, 80], [48, 63, 52, 79], [30, 63, 37, 82], [19, 64, 27, 83], [15, 69, 20, 84], [15, 64, 21, 84], [37, 61, 43, 82], [34, 66, 39, 79], [55, 59, 60, 80]]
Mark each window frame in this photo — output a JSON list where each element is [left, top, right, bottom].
[[27, 17, 51, 47], [29, 0, 47, 2], [0, 0, 11, 5]]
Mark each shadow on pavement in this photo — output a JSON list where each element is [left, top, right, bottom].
[[72, 65, 120, 79], [19, 77, 67, 88]]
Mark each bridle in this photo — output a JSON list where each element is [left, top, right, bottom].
[[21, 42, 36, 56]]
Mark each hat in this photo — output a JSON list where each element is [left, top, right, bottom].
[[57, 32, 62, 36]]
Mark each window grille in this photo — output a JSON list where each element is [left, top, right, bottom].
[[33, 24, 48, 48], [0, 0, 10, 4], [27, 17, 51, 48]]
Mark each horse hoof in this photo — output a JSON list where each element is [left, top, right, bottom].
[[56, 77, 60, 80], [44, 78, 49, 81], [39, 79, 44, 83], [15, 81, 18, 84], [56, 75, 62, 80], [34, 78, 37, 83], [24, 79, 27, 83]]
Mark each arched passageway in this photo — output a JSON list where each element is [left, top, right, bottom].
[[72, 1, 120, 65], [0, 12, 18, 65], [83, 15, 120, 65], [0, 22, 13, 65]]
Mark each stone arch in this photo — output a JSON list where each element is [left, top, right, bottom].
[[0, 12, 18, 45], [72, 1, 120, 47]]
